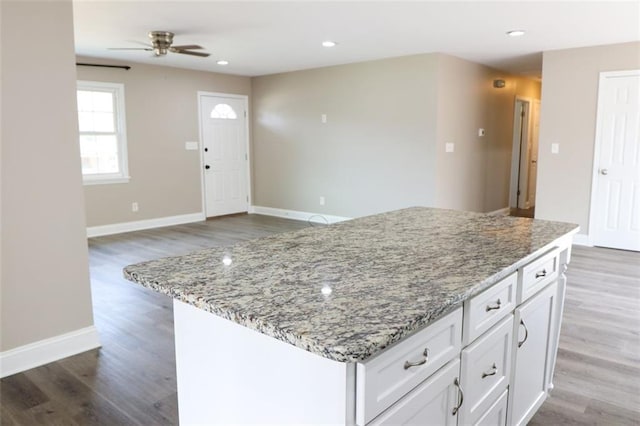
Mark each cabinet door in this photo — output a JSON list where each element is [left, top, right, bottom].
[[508, 282, 557, 426], [369, 359, 461, 426]]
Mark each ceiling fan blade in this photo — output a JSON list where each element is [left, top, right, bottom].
[[170, 45, 203, 50], [108, 47, 153, 51], [172, 49, 210, 57]]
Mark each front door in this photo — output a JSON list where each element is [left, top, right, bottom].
[[591, 70, 640, 251], [199, 94, 248, 217]]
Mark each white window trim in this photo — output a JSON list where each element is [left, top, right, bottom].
[[77, 80, 130, 185]]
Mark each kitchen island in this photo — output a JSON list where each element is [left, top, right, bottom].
[[124, 207, 578, 425]]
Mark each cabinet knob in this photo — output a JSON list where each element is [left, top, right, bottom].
[[403, 348, 429, 370], [535, 269, 547, 279], [482, 363, 498, 379], [600, 169, 609, 175], [452, 377, 464, 416], [518, 319, 529, 348], [485, 299, 501, 312]]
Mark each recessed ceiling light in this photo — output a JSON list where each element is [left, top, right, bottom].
[[216, 60, 229, 65], [506, 30, 526, 37], [322, 40, 337, 48]]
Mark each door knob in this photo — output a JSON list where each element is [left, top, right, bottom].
[[205, 165, 210, 170], [600, 169, 608, 175]]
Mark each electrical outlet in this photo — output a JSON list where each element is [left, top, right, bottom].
[[132, 202, 139, 212], [445, 143, 455, 153], [319, 196, 325, 206], [478, 128, 485, 137], [551, 143, 559, 154], [321, 114, 327, 124]]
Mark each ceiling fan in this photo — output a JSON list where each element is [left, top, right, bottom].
[[109, 31, 210, 58]]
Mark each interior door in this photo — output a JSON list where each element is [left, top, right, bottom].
[[510, 99, 531, 209], [526, 100, 541, 208], [200, 95, 248, 217], [591, 71, 640, 251]]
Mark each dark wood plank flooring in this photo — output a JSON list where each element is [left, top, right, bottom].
[[1, 214, 638, 425]]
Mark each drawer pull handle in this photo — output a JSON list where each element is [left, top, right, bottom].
[[518, 319, 529, 348], [485, 299, 501, 312], [482, 363, 498, 378], [452, 377, 464, 416], [535, 269, 547, 279], [403, 348, 429, 370]]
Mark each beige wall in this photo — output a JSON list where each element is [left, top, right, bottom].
[[76, 57, 251, 227], [251, 54, 439, 217], [252, 52, 538, 218], [1, 1, 94, 351], [536, 42, 640, 234], [435, 55, 541, 212]]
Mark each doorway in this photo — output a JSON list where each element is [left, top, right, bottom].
[[589, 70, 640, 251], [509, 97, 540, 218], [198, 92, 250, 218]]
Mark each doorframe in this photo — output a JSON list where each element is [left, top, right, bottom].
[[197, 91, 252, 218], [509, 97, 532, 209], [587, 69, 640, 246]]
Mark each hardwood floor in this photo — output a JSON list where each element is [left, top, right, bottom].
[[529, 245, 640, 425], [1, 214, 638, 425]]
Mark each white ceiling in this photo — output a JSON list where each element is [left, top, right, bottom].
[[73, 1, 640, 78]]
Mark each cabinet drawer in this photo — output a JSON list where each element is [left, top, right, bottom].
[[356, 308, 462, 425], [519, 248, 559, 304], [463, 272, 516, 346], [474, 389, 508, 426], [368, 359, 460, 426], [459, 315, 513, 426]]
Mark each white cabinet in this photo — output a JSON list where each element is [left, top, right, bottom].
[[368, 359, 461, 426], [462, 272, 516, 346], [458, 315, 513, 425], [508, 281, 558, 426], [356, 308, 462, 424], [474, 389, 508, 426]]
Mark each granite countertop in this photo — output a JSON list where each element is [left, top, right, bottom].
[[123, 207, 578, 363]]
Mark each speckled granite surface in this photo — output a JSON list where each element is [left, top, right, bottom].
[[123, 207, 578, 363]]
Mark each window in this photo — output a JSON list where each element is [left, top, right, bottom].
[[210, 103, 238, 119], [76, 81, 129, 184]]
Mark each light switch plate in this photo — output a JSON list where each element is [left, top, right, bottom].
[[551, 143, 559, 154], [445, 143, 455, 153], [321, 114, 327, 124], [185, 141, 199, 150]]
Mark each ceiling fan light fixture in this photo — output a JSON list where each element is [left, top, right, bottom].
[[322, 40, 337, 48], [506, 30, 526, 37], [217, 60, 229, 65]]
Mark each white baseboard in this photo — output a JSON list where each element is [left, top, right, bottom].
[[571, 233, 592, 247], [487, 207, 510, 215], [0, 326, 101, 378], [87, 212, 206, 238], [249, 205, 352, 224]]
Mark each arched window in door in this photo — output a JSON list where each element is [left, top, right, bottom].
[[210, 103, 238, 119]]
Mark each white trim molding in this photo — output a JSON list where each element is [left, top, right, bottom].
[[0, 326, 101, 378], [87, 212, 205, 238], [249, 205, 352, 224], [487, 207, 510, 216], [571, 233, 592, 247]]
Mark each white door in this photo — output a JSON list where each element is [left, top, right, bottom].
[[200, 94, 249, 217], [591, 71, 640, 251]]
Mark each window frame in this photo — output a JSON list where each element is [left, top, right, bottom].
[[76, 80, 130, 185]]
